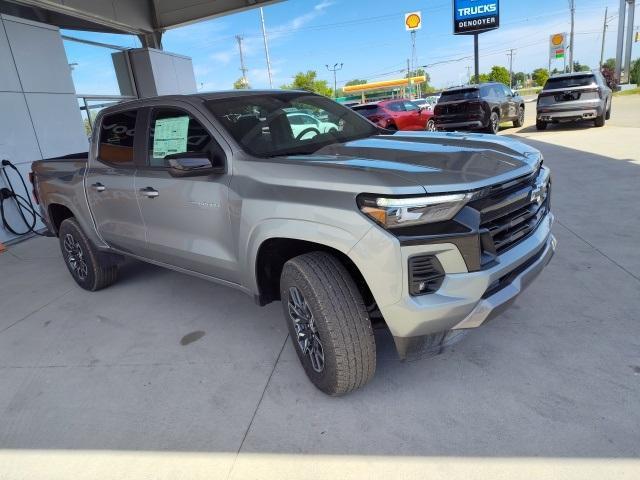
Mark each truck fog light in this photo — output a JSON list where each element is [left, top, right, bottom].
[[408, 255, 445, 296]]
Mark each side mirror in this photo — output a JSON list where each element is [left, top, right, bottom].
[[166, 152, 225, 177]]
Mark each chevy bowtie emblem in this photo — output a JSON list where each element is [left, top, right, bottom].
[[530, 184, 546, 205]]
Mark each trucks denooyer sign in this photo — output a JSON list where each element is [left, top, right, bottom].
[[453, 0, 500, 35]]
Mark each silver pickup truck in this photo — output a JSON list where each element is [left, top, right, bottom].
[[31, 90, 555, 395]]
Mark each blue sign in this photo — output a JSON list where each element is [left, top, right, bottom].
[[453, 0, 500, 35]]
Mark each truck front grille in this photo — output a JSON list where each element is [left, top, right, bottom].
[[470, 167, 550, 260]]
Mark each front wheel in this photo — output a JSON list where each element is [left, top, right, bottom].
[[280, 252, 376, 396], [58, 218, 118, 291]]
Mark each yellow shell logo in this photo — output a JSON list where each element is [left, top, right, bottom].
[[551, 34, 564, 46], [406, 13, 421, 29]]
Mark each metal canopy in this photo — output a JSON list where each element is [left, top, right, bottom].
[[0, 0, 281, 45]]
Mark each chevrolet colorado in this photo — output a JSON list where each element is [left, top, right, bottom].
[[31, 90, 555, 395]]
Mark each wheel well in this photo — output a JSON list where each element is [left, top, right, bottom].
[[255, 238, 374, 308], [48, 204, 74, 235]]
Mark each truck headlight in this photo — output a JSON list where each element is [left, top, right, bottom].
[[357, 193, 471, 229]]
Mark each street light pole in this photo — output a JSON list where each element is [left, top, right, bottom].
[[600, 7, 609, 69], [259, 7, 273, 88], [325, 63, 343, 99]]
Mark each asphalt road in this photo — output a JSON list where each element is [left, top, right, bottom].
[[0, 96, 639, 480]]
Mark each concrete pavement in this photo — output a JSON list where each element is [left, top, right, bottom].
[[1, 96, 639, 480]]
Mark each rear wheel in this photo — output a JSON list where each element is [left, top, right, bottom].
[[58, 218, 118, 291], [513, 106, 525, 127], [594, 111, 605, 127], [536, 119, 548, 131], [280, 252, 376, 396], [486, 111, 500, 134]]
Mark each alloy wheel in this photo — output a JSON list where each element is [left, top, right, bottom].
[[426, 120, 436, 132], [63, 233, 88, 280], [288, 286, 325, 373]]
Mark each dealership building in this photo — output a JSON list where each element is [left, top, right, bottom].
[[0, 0, 278, 245]]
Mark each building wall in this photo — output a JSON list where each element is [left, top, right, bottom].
[[0, 14, 87, 244]]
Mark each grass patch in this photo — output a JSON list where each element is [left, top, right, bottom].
[[614, 87, 640, 96]]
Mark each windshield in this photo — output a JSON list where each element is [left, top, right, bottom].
[[439, 88, 479, 101], [206, 92, 378, 158], [544, 75, 595, 90]]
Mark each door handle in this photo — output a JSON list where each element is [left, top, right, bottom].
[[140, 187, 159, 199], [91, 182, 106, 192]]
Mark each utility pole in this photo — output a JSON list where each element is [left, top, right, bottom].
[[600, 7, 609, 68], [466, 65, 471, 85], [507, 49, 515, 88], [615, 0, 626, 83], [623, 0, 636, 84], [236, 35, 249, 88], [568, 0, 575, 72], [325, 63, 343, 99], [259, 8, 273, 88]]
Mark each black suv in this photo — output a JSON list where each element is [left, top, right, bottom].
[[434, 82, 525, 134]]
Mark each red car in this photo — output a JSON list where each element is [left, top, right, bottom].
[[352, 99, 435, 131]]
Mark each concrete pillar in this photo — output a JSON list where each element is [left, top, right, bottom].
[[0, 14, 87, 244], [113, 48, 197, 98]]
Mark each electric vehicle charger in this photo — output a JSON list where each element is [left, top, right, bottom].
[[0, 159, 46, 237]]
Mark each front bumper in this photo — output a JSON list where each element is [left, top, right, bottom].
[[375, 212, 555, 358]]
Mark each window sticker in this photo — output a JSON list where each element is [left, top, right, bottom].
[[153, 116, 190, 158]]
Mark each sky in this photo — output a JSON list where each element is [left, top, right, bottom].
[[63, 0, 639, 96]]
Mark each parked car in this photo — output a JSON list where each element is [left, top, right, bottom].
[[434, 83, 525, 134], [352, 99, 435, 131], [286, 112, 339, 139], [31, 90, 555, 396], [536, 71, 612, 130]]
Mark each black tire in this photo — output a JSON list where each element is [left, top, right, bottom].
[[536, 119, 548, 131], [485, 111, 500, 134], [605, 104, 611, 120], [426, 119, 436, 132], [280, 252, 376, 396], [594, 111, 605, 127], [513, 106, 525, 127], [58, 217, 118, 291]]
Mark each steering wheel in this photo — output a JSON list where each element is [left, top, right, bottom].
[[295, 127, 321, 140]]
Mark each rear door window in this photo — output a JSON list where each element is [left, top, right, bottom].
[[98, 110, 138, 167], [385, 102, 405, 112]]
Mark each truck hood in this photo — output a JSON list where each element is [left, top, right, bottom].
[[303, 131, 542, 193]]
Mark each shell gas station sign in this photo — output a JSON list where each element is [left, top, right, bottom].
[[405, 11, 422, 31], [549, 32, 567, 60]]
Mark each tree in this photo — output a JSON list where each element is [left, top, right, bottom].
[[406, 68, 431, 84], [513, 72, 527, 87], [532, 68, 550, 87], [488, 66, 510, 86], [603, 58, 616, 70], [281, 70, 332, 97], [601, 66, 617, 90], [471, 73, 490, 84], [630, 58, 640, 85], [345, 79, 367, 86], [233, 77, 249, 89], [572, 61, 591, 72]]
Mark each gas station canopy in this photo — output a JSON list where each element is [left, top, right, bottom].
[[0, 0, 281, 45]]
